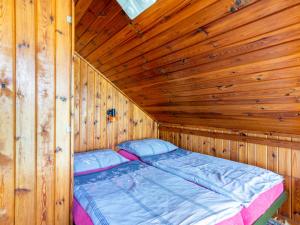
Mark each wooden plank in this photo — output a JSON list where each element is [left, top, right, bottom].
[[267, 135, 279, 173], [159, 125, 300, 150], [94, 74, 101, 149], [75, 0, 93, 26], [15, 0, 36, 224], [292, 142, 300, 222], [55, 0, 72, 223], [99, 76, 107, 148], [101, 0, 298, 73], [87, 66, 95, 150], [278, 137, 292, 219], [255, 134, 268, 169], [79, 58, 87, 151], [0, 0, 14, 223], [106, 82, 113, 148], [36, 0, 55, 223], [105, 4, 300, 77], [109, 20, 300, 81], [87, 0, 220, 64], [73, 55, 81, 151]]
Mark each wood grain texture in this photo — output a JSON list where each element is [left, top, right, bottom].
[[74, 53, 157, 152], [0, 0, 73, 224], [159, 123, 300, 224], [0, 0, 14, 224], [76, 0, 300, 135]]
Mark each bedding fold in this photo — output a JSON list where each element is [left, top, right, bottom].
[[74, 160, 242, 225], [140, 148, 284, 207]]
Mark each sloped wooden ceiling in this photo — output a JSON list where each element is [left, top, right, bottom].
[[75, 0, 300, 135]]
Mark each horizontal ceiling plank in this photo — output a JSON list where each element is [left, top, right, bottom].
[[114, 40, 300, 89], [87, 0, 235, 65], [75, 0, 94, 26], [109, 21, 300, 81], [101, 0, 299, 74]]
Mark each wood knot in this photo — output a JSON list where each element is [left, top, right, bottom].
[[59, 96, 67, 102], [55, 29, 63, 35], [15, 188, 31, 194], [211, 147, 216, 152], [18, 40, 30, 49], [56, 198, 65, 205], [272, 153, 276, 158], [1, 82, 6, 89], [55, 146, 62, 153]]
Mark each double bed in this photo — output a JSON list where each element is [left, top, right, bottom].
[[73, 138, 286, 225], [73, 152, 243, 225]]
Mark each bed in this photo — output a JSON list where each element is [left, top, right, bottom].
[[117, 139, 285, 225], [73, 150, 244, 225]]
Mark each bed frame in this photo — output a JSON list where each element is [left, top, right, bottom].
[[253, 192, 287, 225]]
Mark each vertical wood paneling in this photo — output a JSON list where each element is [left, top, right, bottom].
[[79, 59, 87, 152], [99, 75, 107, 148], [15, 0, 36, 224], [36, 0, 55, 224], [0, 0, 14, 224], [0, 0, 73, 225], [159, 124, 300, 223], [74, 53, 157, 152], [54, 0, 72, 224], [87, 67, 94, 149], [292, 142, 300, 222], [279, 136, 292, 218], [94, 74, 101, 148], [73, 55, 81, 150]]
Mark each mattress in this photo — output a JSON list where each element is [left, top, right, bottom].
[[119, 149, 284, 225], [73, 160, 243, 225]]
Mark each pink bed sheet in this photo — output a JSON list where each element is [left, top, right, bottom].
[[118, 149, 284, 225]]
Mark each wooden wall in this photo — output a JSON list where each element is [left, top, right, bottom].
[[73, 53, 157, 152], [0, 0, 73, 225], [159, 124, 300, 224], [75, 0, 300, 135]]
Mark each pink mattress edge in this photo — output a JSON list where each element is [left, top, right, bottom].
[[118, 149, 285, 225], [73, 197, 94, 225], [241, 182, 284, 225]]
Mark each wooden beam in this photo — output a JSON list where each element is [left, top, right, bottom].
[[159, 125, 300, 150]]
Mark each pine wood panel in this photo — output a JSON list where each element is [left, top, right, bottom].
[[0, 0, 73, 224], [159, 123, 300, 224], [76, 0, 300, 135], [74, 53, 157, 152], [0, 0, 14, 224]]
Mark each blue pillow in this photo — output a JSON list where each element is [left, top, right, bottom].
[[117, 139, 178, 157], [74, 149, 129, 174]]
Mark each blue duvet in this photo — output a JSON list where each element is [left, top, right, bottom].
[[141, 149, 283, 207], [74, 160, 242, 225]]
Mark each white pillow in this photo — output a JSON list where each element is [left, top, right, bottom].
[[74, 149, 129, 175], [117, 139, 178, 157]]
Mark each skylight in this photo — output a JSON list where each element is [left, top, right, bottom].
[[117, 0, 157, 19]]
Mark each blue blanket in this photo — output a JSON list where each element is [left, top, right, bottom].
[[141, 149, 283, 207], [74, 160, 242, 225]]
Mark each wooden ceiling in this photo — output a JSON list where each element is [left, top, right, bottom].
[[75, 0, 300, 135]]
